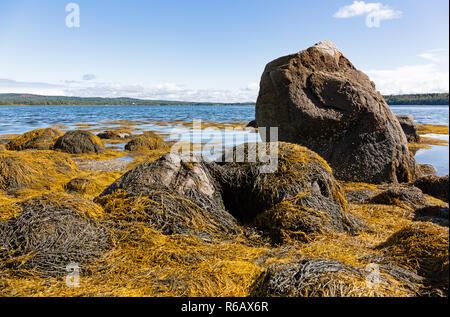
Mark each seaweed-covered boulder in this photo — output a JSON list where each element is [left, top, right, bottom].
[[413, 175, 449, 203], [0, 193, 110, 276], [54, 130, 105, 154], [98, 153, 240, 236], [369, 186, 430, 210], [0, 151, 78, 191], [255, 40, 420, 184], [125, 131, 168, 152], [251, 258, 420, 297], [210, 142, 360, 242], [396, 115, 420, 143], [414, 206, 449, 227], [252, 259, 364, 297], [377, 222, 449, 293], [419, 164, 437, 176], [6, 128, 63, 151], [64, 177, 106, 198], [97, 129, 132, 140]]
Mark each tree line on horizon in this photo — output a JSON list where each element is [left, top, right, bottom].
[[0, 93, 448, 106]]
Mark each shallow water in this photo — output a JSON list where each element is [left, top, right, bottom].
[[1, 104, 448, 175]]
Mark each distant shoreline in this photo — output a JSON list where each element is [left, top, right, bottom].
[[0, 93, 448, 106]]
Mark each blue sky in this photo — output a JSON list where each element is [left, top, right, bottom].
[[0, 0, 448, 102]]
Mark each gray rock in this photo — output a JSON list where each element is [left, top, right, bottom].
[[396, 115, 420, 143]]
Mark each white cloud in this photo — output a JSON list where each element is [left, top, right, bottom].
[[366, 64, 449, 95], [334, 1, 402, 28]]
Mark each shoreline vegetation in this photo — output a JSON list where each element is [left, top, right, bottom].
[[0, 93, 448, 106]]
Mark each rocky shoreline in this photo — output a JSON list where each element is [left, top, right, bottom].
[[0, 41, 448, 297]]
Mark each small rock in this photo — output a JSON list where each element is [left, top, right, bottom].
[[413, 175, 449, 203], [396, 115, 420, 143], [369, 186, 430, 210], [419, 164, 437, 176], [125, 131, 168, 152], [54, 130, 105, 154], [247, 120, 258, 128], [97, 130, 132, 140]]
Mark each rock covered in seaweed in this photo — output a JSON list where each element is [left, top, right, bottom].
[[97, 152, 240, 236], [6, 128, 63, 151], [125, 131, 168, 152], [413, 175, 449, 203], [369, 186, 430, 211], [377, 222, 449, 294], [0, 150, 78, 191], [97, 129, 132, 140], [255, 40, 420, 184], [209, 142, 361, 243], [0, 193, 111, 276], [251, 258, 422, 297], [54, 130, 105, 154]]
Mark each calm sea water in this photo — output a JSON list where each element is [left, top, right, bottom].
[[1, 104, 448, 175]]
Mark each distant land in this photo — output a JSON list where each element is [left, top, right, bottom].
[[0, 94, 253, 106], [0, 93, 448, 106], [383, 93, 449, 105]]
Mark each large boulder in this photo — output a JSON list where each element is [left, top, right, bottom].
[[255, 41, 420, 184], [6, 128, 63, 151], [54, 130, 105, 154], [396, 115, 420, 143]]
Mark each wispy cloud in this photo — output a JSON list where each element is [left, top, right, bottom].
[[0, 78, 65, 95], [418, 49, 448, 63], [0, 78, 259, 103], [366, 64, 449, 95], [333, 1, 402, 28], [82, 74, 96, 81], [64, 82, 259, 103]]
